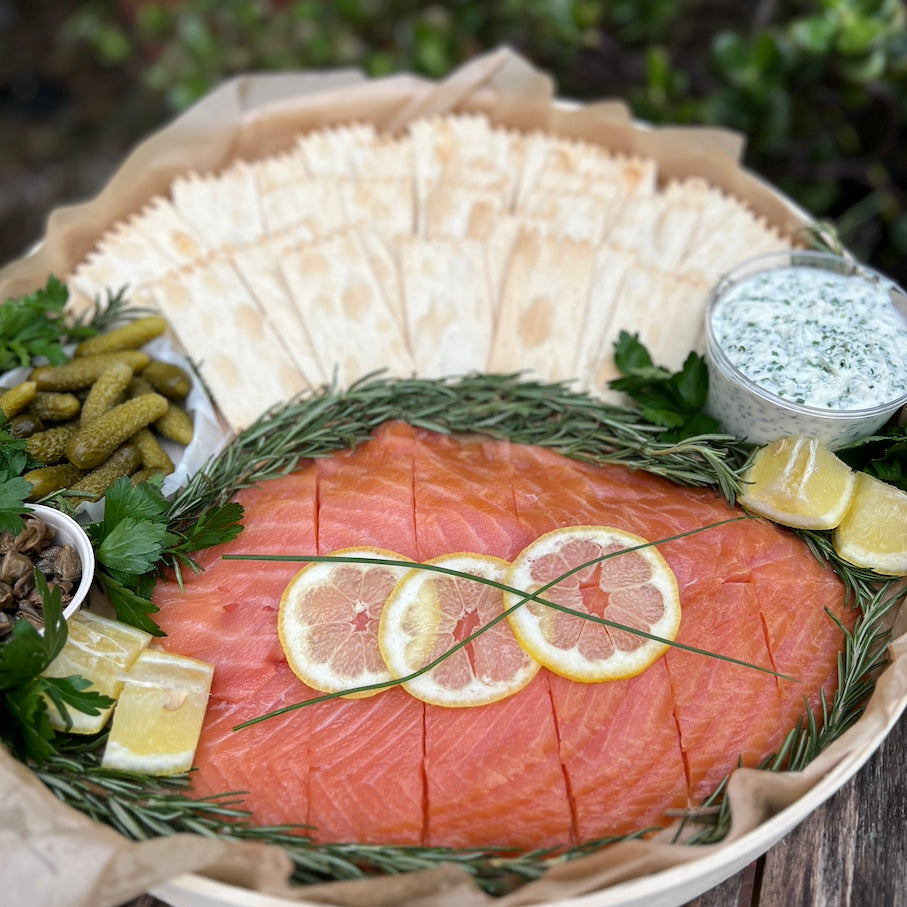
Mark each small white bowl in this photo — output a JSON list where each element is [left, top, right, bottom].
[[26, 503, 95, 622], [704, 250, 907, 448]]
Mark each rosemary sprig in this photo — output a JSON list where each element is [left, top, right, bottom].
[[167, 374, 750, 528]]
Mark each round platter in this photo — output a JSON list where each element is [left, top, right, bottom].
[[2, 47, 906, 907]]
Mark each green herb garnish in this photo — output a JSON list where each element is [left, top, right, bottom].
[[0, 572, 114, 763], [0, 276, 90, 371], [608, 331, 721, 441], [85, 475, 243, 636], [836, 425, 907, 492], [0, 426, 35, 533]]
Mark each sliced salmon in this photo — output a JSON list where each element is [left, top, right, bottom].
[[423, 672, 572, 849], [547, 661, 688, 840], [152, 420, 852, 850], [663, 578, 781, 802]]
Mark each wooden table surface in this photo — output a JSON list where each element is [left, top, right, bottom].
[[119, 709, 906, 907]]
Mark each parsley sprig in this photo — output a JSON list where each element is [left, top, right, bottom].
[[0, 572, 114, 763], [608, 331, 721, 441], [0, 276, 96, 371], [0, 425, 35, 533], [837, 426, 907, 492], [85, 476, 244, 636]]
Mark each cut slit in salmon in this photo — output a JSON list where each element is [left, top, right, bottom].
[[153, 420, 855, 851]]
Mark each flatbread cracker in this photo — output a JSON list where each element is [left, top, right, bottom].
[[68, 224, 174, 305], [228, 233, 327, 387], [297, 123, 379, 176], [397, 237, 493, 377], [171, 161, 265, 247], [258, 176, 348, 236], [127, 197, 206, 265], [516, 132, 657, 204], [422, 184, 506, 241], [279, 232, 413, 386], [341, 177, 415, 239], [137, 259, 310, 430], [489, 230, 597, 382]]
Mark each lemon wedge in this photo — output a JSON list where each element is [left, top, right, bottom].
[[833, 472, 907, 575], [379, 553, 539, 707], [737, 435, 856, 530], [101, 648, 214, 774], [505, 526, 681, 683], [41, 610, 152, 734]]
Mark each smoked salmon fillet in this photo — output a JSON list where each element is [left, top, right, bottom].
[[153, 420, 855, 850]]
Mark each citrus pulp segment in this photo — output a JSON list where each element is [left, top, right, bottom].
[[505, 525, 681, 683], [832, 471, 907, 575], [41, 610, 152, 733], [737, 435, 855, 530], [278, 547, 413, 698], [378, 553, 540, 706], [101, 647, 214, 774]]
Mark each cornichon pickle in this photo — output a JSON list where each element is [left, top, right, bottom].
[[68, 443, 142, 503], [66, 393, 169, 470], [0, 381, 37, 419], [140, 360, 192, 400], [26, 423, 80, 465], [29, 391, 81, 422], [24, 463, 84, 501], [154, 401, 194, 446], [31, 351, 151, 391], [9, 413, 44, 438], [127, 375, 155, 398], [132, 427, 174, 475], [74, 315, 168, 357], [80, 361, 134, 424]]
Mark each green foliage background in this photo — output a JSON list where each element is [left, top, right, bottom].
[[59, 0, 907, 283]]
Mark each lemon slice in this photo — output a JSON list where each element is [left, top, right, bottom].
[[737, 435, 855, 530], [378, 553, 539, 707], [101, 648, 214, 774], [41, 610, 152, 733], [505, 526, 681, 683], [833, 472, 907, 575], [278, 547, 412, 698]]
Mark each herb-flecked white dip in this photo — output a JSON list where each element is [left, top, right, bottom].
[[710, 265, 907, 410]]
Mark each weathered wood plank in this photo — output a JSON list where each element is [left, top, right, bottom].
[[756, 711, 907, 907]]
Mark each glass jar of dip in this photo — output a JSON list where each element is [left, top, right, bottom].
[[704, 250, 907, 448]]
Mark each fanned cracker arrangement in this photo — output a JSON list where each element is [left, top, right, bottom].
[[65, 114, 793, 431]]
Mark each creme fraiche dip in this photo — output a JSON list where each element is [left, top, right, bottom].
[[705, 251, 907, 448]]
